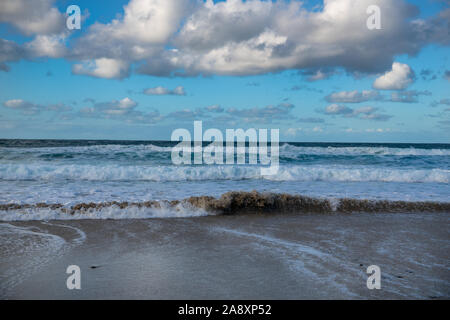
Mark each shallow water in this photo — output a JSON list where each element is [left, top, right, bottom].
[[1, 212, 448, 299]]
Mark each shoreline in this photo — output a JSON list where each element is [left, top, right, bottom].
[[1, 191, 450, 222], [1, 211, 449, 299]]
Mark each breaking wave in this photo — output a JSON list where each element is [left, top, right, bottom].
[[280, 144, 450, 156], [0, 164, 448, 183], [1, 191, 449, 221]]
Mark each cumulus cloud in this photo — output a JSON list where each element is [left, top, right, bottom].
[[25, 34, 68, 58], [166, 109, 204, 120], [204, 104, 224, 112], [166, 104, 224, 121], [325, 90, 381, 103], [67, 0, 189, 76], [365, 128, 392, 133], [81, 97, 137, 116], [226, 103, 294, 123], [322, 104, 354, 115], [0, 0, 449, 79], [290, 85, 323, 94], [390, 90, 431, 103], [166, 102, 295, 123], [80, 97, 161, 123], [297, 117, 325, 123], [0, 0, 65, 36], [312, 126, 323, 132], [320, 104, 392, 121], [164, 0, 429, 76], [285, 126, 325, 136], [72, 58, 130, 79], [86, 0, 188, 45], [143, 86, 186, 96], [3, 99, 72, 115], [0, 39, 27, 67], [300, 69, 337, 82], [285, 127, 303, 137], [325, 88, 431, 104], [3, 99, 39, 115], [373, 62, 415, 90], [2, 97, 159, 124]]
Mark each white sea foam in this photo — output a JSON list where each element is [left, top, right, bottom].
[[280, 144, 450, 156], [0, 203, 211, 221], [0, 163, 448, 183], [0, 144, 173, 154], [2, 143, 449, 157]]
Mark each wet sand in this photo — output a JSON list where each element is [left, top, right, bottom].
[[1, 212, 449, 299]]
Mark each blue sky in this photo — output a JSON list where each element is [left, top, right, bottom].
[[0, 0, 449, 142]]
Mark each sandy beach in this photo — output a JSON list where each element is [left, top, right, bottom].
[[1, 211, 448, 299]]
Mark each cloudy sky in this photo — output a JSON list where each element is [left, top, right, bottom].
[[0, 0, 449, 142]]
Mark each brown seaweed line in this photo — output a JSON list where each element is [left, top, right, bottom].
[[1, 191, 449, 215]]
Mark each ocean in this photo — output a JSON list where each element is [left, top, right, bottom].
[[0, 139, 449, 220], [1, 139, 449, 299]]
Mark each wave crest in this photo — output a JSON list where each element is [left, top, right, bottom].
[[280, 144, 450, 156], [0, 164, 448, 183], [1, 191, 449, 221]]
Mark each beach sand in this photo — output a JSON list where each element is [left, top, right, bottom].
[[1, 212, 449, 299]]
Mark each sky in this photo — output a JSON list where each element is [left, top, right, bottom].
[[0, 0, 449, 143]]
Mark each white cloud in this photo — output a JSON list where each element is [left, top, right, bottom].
[[167, 102, 295, 123], [312, 126, 323, 132], [143, 86, 186, 96], [3, 99, 34, 109], [326, 90, 381, 103], [365, 128, 392, 133], [0, 0, 449, 79], [373, 62, 415, 90], [25, 34, 67, 58], [226, 103, 294, 122], [3, 99, 72, 115], [285, 128, 303, 136], [74, 0, 448, 78], [117, 97, 137, 109], [96, 97, 138, 115], [79, 97, 161, 123], [390, 90, 431, 103], [304, 70, 335, 82], [321, 104, 392, 121], [0, 0, 64, 36], [205, 105, 224, 112], [161, 0, 430, 76], [0, 39, 27, 66], [324, 104, 354, 115], [97, 0, 188, 45], [176, 0, 272, 50], [297, 117, 324, 123], [167, 109, 204, 120], [72, 58, 130, 79]]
